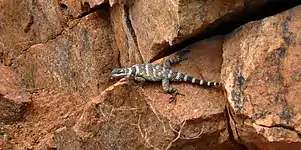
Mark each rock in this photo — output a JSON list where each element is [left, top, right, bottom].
[[148, 36, 225, 122], [146, 36, 238, 149], [0, 0, 67, 66], [0, 66, 31, 124], [17, 9, 119, 95], [222, 5, 301, 149], [58, 0, 107, 18], [0, 134, 13, 150], [4, 91, 88, 149], [128, 0, 244, 62], [55, 81, 174, 149], [54, 36, 242, 149], [110, 3, 143, 67], [33, 134, 56, 150]]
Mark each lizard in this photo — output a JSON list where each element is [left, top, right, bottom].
[[111, 50, 222, 103]]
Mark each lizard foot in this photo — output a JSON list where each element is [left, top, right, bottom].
[[169, 92, 185, 103]]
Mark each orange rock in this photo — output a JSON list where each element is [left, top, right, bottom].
[[58, 0, 107, 18], [0, 66, 30, 124], [222, 5, 301, 150], [0, 0, 67, 66], [110, 3, 143, 67], [54, 36, 242, 149], [129, 0, 244, 62], [16, 9, 119, 95]]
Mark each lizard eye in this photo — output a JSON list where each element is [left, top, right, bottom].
[[117, 69, 125, 74]]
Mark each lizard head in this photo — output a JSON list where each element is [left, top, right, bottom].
[[111, 68, 128, 77]]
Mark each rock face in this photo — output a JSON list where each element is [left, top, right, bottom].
[[222, 5, 301, 150], [54, 36, 240, 150], [1, 0, 301, 149], [129, 0, 244, 62], [0, 66, 30, 124], [16, 8, 118, 95], [110, 3, 143, 67], [55, 80, 235, 150], [0, 0, 67, 66], [58, 0, 107, 18], [55, 81, 174, 149]]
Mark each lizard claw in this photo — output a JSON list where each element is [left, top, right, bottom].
[[168, 95, 177, 103], [168, 92, 185, 103]]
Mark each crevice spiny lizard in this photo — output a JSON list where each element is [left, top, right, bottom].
[[111, 50, 223, 103]]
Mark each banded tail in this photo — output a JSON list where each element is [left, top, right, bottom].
[[172, 71, 222, 87]]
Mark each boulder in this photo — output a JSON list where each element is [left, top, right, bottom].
[[222, 5, 301, 150]]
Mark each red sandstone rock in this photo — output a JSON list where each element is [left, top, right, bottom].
[[129, 0, 244, 62], [17, 9, 119, 95], [222, 5, 301, 150], [0, 0, 67, 66], [54, 80, 233, 149], [1, 0, 300, 149], [110, 3, 143, 67], [33, 134, 56, 150], [54, 36, 241, 149], [145, 36, 237, 149], [58, 0, 107, 18], [0, 66, 30, 124]]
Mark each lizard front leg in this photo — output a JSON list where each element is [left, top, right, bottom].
[[162, 78, 184, 103], [134, 77, 146, 82], [134, 76, 146, 88]]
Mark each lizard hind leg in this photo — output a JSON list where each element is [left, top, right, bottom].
[[162, 78, 184, 103], [164, 48, 190, 68]]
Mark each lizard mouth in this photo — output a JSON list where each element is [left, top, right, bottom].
[[111, 68, 127, 77], [111, 74, 125, 77]]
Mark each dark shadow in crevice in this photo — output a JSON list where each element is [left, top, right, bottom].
[[77, 2, 111, 19], [225, 106, 248, 150]]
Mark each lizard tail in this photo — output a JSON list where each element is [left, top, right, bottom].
[[179, 73, 222, 87]]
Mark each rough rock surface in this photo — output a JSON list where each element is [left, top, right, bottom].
[[1, 0, 301, 149], [129, 0, 244, 62], [58, 0, 107, 18], [0, 0, 67, 66], [54, 81, 174, 149], [2, 91, 87, 149], [143, 36, 238, 149], [54, 78, 237, 150], [110, 3, 143, 67], [17, 8, 119, 95], [0, 66, 30, 124], [222, 5, 301, 150]]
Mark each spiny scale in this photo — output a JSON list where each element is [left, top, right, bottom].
[[125, 63, 222, 87]]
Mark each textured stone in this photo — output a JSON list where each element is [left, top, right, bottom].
[[33, 134, 56, 150], [110, 3, 143, 67], [3, 91, 87, 149], [129, 0, 244, 62], [17, 9, 119, 95], [222, 5, 301, 149], [58, 0, 107, 18], [55, 81, 174, 149], [0, 0, 67, 66], [145, 36, 236, 149], [54, 74, 238, 149], [0, 66, 30, 124]]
